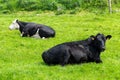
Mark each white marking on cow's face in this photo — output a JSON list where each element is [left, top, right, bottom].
[[9, 19, 20, 30], [31, 29, 41, 38]]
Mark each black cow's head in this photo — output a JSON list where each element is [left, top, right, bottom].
[[90, 33, 112, 52]]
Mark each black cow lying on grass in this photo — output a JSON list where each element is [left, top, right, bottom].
[[42, 33, 112, 66], [9, 19, 55, 39]]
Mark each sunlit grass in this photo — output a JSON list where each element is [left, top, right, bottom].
[[0, 11, 120, 80]]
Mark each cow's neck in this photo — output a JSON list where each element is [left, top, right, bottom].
[[17, 21, 28, 33], [88, 44, 101, 59]]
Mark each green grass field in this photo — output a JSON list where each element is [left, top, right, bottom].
[[0, 11, 120, 80]]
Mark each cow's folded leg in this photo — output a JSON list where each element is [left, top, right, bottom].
[[60, 52, 70, 66], [95, 58, 102, 63]]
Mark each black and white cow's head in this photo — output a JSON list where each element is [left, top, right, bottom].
[[9, 19, 20, 30], [90, 33, 112, 52]]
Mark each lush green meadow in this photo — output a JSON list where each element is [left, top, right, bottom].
[[0, 11, 120, 80]]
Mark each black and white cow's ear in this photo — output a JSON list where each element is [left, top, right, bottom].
[[106, 35, 112, 40], [15, 19, 18, 22]]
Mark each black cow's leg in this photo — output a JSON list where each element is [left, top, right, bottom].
[[61, 55, 70, 66], [60, 51, 70, 66], [94, 53, 102, 63], [95, 58, 102, 63]]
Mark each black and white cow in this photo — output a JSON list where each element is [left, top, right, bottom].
[[9, 19, 55, 39], [42, 33, 112, 66]]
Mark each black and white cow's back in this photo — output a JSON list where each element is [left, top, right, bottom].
[[22, 23, 55, 38], [42, 33, 112, 66]]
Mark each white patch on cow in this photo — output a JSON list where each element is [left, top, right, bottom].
[[9, 19, 20, 30], [31, 28, 41, 38], [42, 37, 45, 39], [21, 32, 24, 37], [21, 33, 23, 37]]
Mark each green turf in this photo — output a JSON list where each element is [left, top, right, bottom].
[[0, 11, 120, 80]]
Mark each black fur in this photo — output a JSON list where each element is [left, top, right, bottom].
[[42, 33, 112, 66], [16, 20, 55, 38]]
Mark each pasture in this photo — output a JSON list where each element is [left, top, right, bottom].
[[0, 11, 120, 80]]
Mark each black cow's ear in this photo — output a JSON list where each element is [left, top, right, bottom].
[[90, 35, 95, 40], [88, 35, 95, 44], [97, 33, 101, 36], [106, 35, 112, 40]]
